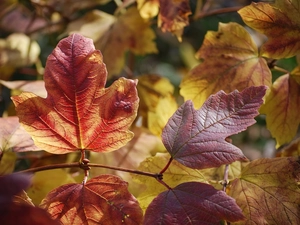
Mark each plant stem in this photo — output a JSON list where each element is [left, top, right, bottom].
[[15, 162, 162, 180], [273, 66, 289, 74], [159, 157, 173, 174]]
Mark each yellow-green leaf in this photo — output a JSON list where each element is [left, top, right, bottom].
[[180, 22, 271, 109]]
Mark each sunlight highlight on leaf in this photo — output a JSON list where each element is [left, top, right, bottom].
[[163, 86, 267, 169], [229, 157, 300, 224], [11, 34, 139, 154], [40, 174, 143, 225], [180, 22, 271, 109], [238, 0, 300, 59], [144, 182, 245, 224], [260, 74, 300, 148]]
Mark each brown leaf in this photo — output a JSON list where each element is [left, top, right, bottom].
[[40, 174, 143, 225], [158, 0, 191, 41]]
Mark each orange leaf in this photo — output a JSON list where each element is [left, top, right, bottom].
[[238, 0, 300, 59], [229, 157, 300, 224], [11, 34, 139, 154], [180, 22, 271, 109], [260, 74, 300, 148], [40, 174, 143, 225]]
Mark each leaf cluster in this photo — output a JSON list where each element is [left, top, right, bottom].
[[1, 0, 300, 224]]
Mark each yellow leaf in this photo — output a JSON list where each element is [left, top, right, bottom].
[[27, 169, 75, 205], [95, 7, 157, 77], [137, 74, 175, 127], [132, 153, 243, 211], [65, 10, 115, 42], [137, 0, 159, 19], [238, 0, 300, 59], [0, 151, 17, 175], [180, 22, 271, 109], [148, 95, 178, 137], [260, 74, 300, 148], [229, 157, 300, 224]]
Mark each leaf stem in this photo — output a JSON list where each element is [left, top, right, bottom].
[[15, 162, 162, 180], [273, 66, 289, 74], [159, 157, 173, 174]]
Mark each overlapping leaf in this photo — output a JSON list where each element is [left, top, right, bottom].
[[144, 182, 245, 224], [180, 22, 271, 109], [133, 153, 243, 211], [162, 86, 267, 169], [40, 174, 143, 225], [11, 34, 139, 154], [229, 157, 300, 224], [238, 0, 300, 59], [260, 75, 300, 148]]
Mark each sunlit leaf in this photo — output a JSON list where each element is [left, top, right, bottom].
[[27, 169, 76, 205], [238, 0, 300, 59], [0, 117, 39, 153], [163, 86, 267, 169], [158, 0, 191, 41], [11, 34, 139, 154], [144, 182, 245, 224], [137, 0, 159, 19], [180, 22, 271, 109], [148, 96, 178, 137], [40, 174, 143, 225], [260, 74, 300, 148], [95, 7, 157, 77], [229, 157, 300, 224]]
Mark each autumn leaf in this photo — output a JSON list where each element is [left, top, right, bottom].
[[95, 7, 157, 77], [137, 0, 159, 19], [11, 33, 139, 154], [260, 74, 300, 148], [144, 182, 245, 224], [163, 86, 267, 169], [238, 0, 300, 59], [229, 157, 300, 224], [133, 153, 242, 211], [180, 22, 271, 109], [158, 0, 191, 42], [40, 174, 143, 225]]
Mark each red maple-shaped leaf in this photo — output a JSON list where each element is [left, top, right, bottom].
[[144, 182, 245, 224], [40, 174, 143, 225], [162, 86, 267, 169], [11, 34, 139, 154]]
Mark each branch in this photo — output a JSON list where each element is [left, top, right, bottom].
[[15, 161, 162, 180]]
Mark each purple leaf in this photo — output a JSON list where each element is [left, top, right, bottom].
[[162, 86, 267, 169], [144, 182, 245, 225]]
